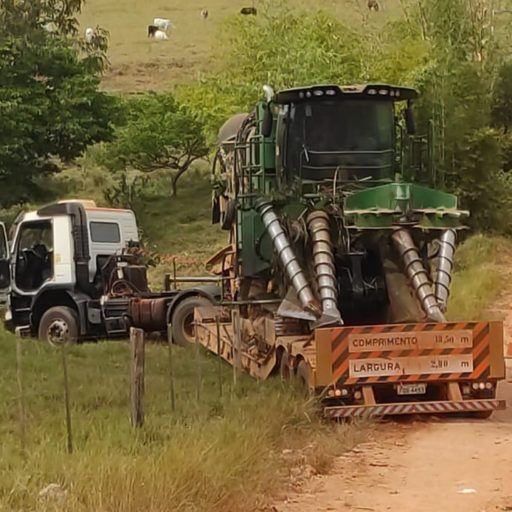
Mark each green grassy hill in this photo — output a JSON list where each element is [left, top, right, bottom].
[[79, 0, 402, 92]]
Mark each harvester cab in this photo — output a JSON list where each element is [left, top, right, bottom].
[[203, 83, 506, 418]]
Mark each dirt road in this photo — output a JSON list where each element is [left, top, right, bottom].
[[276, 366, 512, 512]]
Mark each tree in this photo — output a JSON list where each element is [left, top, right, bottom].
[[102, 93, 208, 196], [179, 0, 369, 139], [0, 0, 117, 205]]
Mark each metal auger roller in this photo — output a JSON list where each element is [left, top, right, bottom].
[[307, 210, 343, 326], [392, 228, 446, 323], [257, 200, 321, 316], [434, 229, 456, 312]]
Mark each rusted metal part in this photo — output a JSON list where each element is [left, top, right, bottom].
[[275, 316, 308, 337], [129, 297, 168, 332]]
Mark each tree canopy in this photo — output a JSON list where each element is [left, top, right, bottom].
[[101, 93, 209, 196], [0, 0, 117, 206]]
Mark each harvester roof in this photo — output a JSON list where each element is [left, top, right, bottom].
[[274, 84, 418, 104]]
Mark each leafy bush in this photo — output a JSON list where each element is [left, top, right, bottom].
[[101, 93, 208, 196]]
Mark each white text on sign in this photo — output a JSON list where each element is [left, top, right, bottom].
[[349, 354, 474, 378], [348, 330, 473, 353]]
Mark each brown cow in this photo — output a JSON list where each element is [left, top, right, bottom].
[[147, 24, 158, 37], [368, 0, 380, 11], [240, 7, 257, 15]]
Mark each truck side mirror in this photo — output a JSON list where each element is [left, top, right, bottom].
[[261, 103, 273, 138], [405, 102, 416, 135]]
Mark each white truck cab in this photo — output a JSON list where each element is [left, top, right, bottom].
[[0, 200, 143, 343], [0, 199, 221, 346]]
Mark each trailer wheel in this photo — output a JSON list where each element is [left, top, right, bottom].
[[38, 306, 78, 347], [221, 199, 236, 231], [171, 296, 213, 346], [295, 360, 311, 392], [279, 350, 292, 380]]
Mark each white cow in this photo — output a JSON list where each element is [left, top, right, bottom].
[[153, 17, 172, 31], [153, 30, 168, 40], [85, 27, 96, 43]]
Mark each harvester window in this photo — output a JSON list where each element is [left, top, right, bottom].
[[286, 99, 395, 181], [90, 222, 121, 244]]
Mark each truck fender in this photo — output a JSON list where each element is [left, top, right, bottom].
[[166, 285, 222, 325], [30, 287, 90, 336]]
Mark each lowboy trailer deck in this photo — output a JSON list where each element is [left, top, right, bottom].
[[195, 304, 505, 418]]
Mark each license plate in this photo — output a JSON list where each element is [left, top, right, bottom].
[[397, 383, 427, 396]]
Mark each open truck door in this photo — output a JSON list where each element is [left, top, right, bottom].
[[0, 222, 10, 305]]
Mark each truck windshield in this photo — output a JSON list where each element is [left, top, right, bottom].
[[285, 99, 395, 181]]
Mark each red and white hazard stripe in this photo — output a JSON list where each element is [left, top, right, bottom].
[[324, 399, 506, 419]]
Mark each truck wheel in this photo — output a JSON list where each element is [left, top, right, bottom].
[[171, 296, 213, 346], [38, 306, 78, 347]]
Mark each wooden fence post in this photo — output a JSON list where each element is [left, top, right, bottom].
[[167, 324, 176, 412], [15, 335, 26, 456], [61, 344, 73, 454], [194, 322, 201, 402], [130, 328, 145, 428], [215, 316, 223, 398]]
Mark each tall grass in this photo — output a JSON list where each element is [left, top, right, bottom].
[[0, 331, 366, 511], [448, 234, 512, 320]]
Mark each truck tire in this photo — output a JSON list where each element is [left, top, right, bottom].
[[38, 306, 79, 347], [171, 296, 213, 346]]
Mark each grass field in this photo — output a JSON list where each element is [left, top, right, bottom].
[[1, 1, 509, 509], [448, 235, 512, 321], [79, 0, 402, 92], [0, 330, 366, 511]]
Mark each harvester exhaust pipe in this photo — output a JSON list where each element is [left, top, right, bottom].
[[391, 228, 446, 323], [257, 200, 321, 317], [434, 229, 456, 312], [307, 211, 343, 326]]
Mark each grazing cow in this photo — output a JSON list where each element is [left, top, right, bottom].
[[153, 17, 172, 31], [201, 8, 209, 19], [154, 30, 168, 40], [240, 7, 257, 15], [85, 27, 96, 43], [368, 0, 380, 11]]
